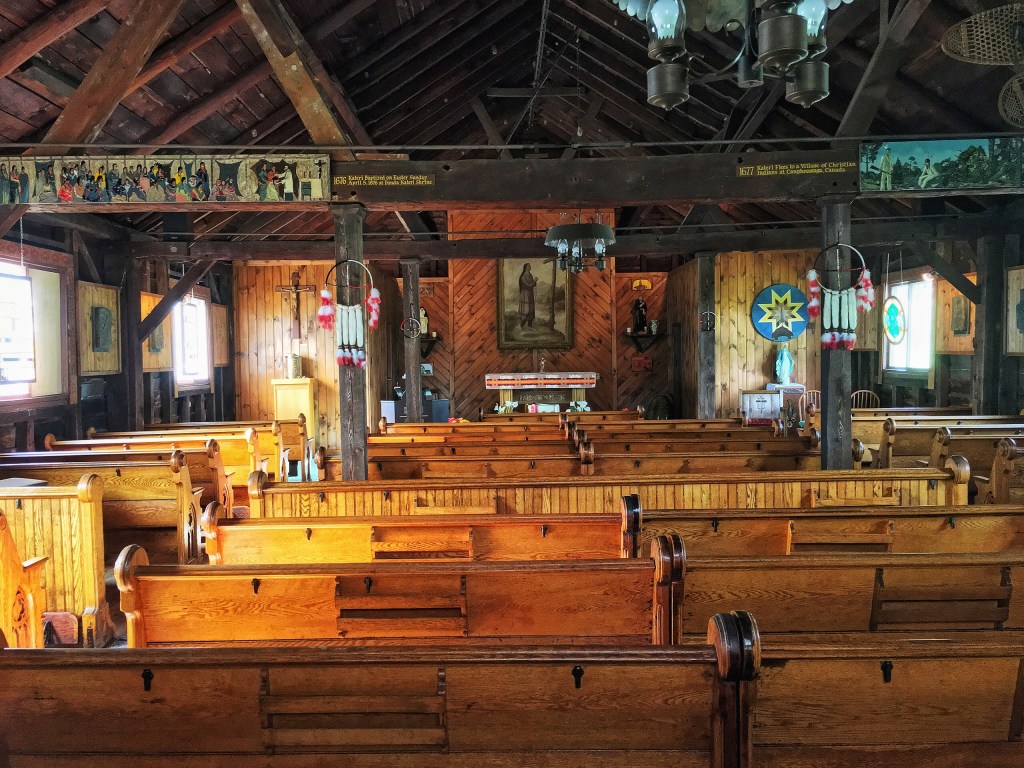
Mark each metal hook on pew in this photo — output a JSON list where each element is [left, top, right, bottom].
[[306, 528, 313, 540], [252, 578, 261, 595], [142, 669, 154, 692], [948, 516, 956, 529], [540, 524, 548, 538], [711, 519, 720, 533], [364, 576, 373, 594], [881, 660, 893, 684], [571, 665, 584, 689]]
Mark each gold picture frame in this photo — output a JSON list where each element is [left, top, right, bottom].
[[496, 258, 574, 350]]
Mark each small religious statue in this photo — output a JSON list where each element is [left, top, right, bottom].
[[631, 297, 648, 335], [775, 347, 795, 385], [419, 306, 429, 336]]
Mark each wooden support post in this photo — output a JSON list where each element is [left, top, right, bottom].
[[973, 233, 1006, 415], [696, 252, 717, 419], [333, 204, 369, 481], [935, 354, 950, 407], [820, 198, 854, 469], [400, 258, 424, 423], [123, 257, 144, 430], [999, 234, 1021, 415]]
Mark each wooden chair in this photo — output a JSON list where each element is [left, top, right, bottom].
[[851, 389, 880, 408], [798, 390, 821, 423]]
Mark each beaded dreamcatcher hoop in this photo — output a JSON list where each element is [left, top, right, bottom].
[[318, 261, 382, 369], [806, 243, 875, 350]]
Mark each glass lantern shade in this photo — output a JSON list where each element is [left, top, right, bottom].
[[645, 0, 687, 62]]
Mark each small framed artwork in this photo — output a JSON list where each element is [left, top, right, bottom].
[[141, 292, 173, 372], [211, 304, 230, 367], [1006, 266, 1024, 355], [631, 356, 653, 372], [77, 281, 121, 375], [951, 295, 971, 336]]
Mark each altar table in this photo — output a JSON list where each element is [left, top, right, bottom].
[[485, 372, 598, 410]]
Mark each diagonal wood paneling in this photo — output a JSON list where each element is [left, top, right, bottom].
[[615, 272, 671, 414], [418, 276, 455, 402]]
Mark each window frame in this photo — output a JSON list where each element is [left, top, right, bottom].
[[882, 270, 936, 379], [171, 283, 214, 397], [0, 244, 73, 413]]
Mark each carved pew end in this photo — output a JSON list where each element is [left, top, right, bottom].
[[707, 611, 761, 683]]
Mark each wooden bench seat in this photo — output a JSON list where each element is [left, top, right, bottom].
[[804, 405, 977, 436], [0, 613, 756, 768], [202, 506, 626, 565], [847, 414, 1024, 458], [481, 407, 644, 423], [151, 415, 310, 480], [0, 511, 45, 648], [0, 442, 232, 510], [874, 420, 1024, 469], [248, 462, 971, 518], [573, 425, 779, 447], [0, 475, 111, 647], [579, 434, 820, 455], [0, 454, 202, 566], [115, 536, 680, 647], [674, 545, 1024, 636], [49, 429, 263, 485], [585, 450, 826, 475], [368, 454, 586, 480], [623, 494, 1024, 556], [975, 438, 1024, 504], [380, 422, 568, 437], [755, 632, 1024, 767], [368, 440, 576, 459]]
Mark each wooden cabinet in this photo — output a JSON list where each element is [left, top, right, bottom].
[[272, 378, 316, 424]]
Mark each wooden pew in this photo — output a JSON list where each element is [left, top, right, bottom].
[[0, 475, 111, 647], [480, 406, 644, 423], [0, 511, 46, 648], [367, 439, 576, 459], [875, 420, 1024, 469], [585, 450, 827, 475], [622, 494, 1024, 556], [0, 612, 758, 768], [0, 453, 202, 566], [674, 544, 1024, 637], [755, 633, 1024, 767], [150, 415, 310, 480], [0, 442, 233, 510], [579, 433, 821, 455], [368, 454, 586, 480], [115, 536, 680, 647], [573, 424, 777, 447], [848, 414, 1024, 458], [202, 505, 626, 565], [380, 422, 568, 437], [975, 438, 1024, 504], [248, 461, 971, 518], [48, 428, 263, 486], [804, 404, 975, 435]]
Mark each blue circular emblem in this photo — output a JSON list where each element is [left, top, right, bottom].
[[751, 284, 810, 341]]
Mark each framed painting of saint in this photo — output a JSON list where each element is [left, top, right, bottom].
[[496, 258, 574, 350]]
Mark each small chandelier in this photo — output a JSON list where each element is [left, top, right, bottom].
[[545, 213, 615, 273]]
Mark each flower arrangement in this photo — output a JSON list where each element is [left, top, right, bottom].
[[495, 401, 519, 414], [567, 401, 591, 412]]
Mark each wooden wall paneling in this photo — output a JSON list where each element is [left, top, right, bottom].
[[935, 273, 977, 355], [614, 272, 670, 413], [140, 292, 174, 373], [365, 264, 403, 431], [211, 304, 230, 367], [666, 260, 700, 418], [76, 281, 121, 376], [714, 250, 821, 417]]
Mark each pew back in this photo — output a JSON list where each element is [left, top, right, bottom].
[[250, 463, 970, 518], [0, 475, 111, 647], [0, 617, 757, 767], [204, 507, 625, 565], [115, 538, 679, 647]]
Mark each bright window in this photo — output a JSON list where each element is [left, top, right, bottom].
[[884, 277, 935, 371], [172, 291, 211, 388]]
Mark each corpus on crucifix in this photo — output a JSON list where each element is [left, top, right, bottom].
[[275, 270, 316, 341]]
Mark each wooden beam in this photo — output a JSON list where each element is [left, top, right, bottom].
[[400, 258, 423, 423], [836, 0, 933, 137], [696, 252, 716, 419], [136, 259, 215, 342], [330, 151, 860, 209], [972, 233, 1006, 414], [129, 1, 242, 94], [0, 0, 108, 81], [42, 0, 191, 149], [123, 256, 144, 430], [488, 87, 590, 98], [820, 198, 854, 470], [234, 0, 353, 152], [470, 97, 513, 159], [906, 240, 981, 304], [134, 212, 1009, 262], [333, 205, 369, 481], [0, 206, 27, 240]]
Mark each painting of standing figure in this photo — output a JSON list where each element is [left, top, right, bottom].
[[497, 258, 574, 350]]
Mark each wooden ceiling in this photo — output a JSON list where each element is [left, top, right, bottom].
[[0, 0, 1015, 267]]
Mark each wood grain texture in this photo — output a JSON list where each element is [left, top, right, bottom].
[[77, 281, 121, 376], [935, 273, 976, 355], [140, 291, 174, 373], [667, 261, 700, 417], [0, 512, 45, 648]]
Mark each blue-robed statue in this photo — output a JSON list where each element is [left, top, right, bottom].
[[775, 347, 795, 385]]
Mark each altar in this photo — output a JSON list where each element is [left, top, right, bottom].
[[484, 372, 598, 411]]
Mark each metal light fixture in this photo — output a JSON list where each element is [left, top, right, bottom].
[[545, 213, 615, 273], [757, 1, 808, 74], [644, 0, 690, 110], [786, 58, 829, 107]]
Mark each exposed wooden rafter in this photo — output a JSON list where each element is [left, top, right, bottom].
[[0, 0, 108, 81]]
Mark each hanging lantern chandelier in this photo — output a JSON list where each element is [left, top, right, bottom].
[[544, 212, 615, 273], [611, 0, 854, 111]]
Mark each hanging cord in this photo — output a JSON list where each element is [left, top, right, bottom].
[[18, 216, 24, 268]]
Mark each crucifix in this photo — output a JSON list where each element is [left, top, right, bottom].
[[275, 270, 316, 340]]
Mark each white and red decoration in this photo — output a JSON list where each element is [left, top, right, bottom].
[[806, 244, 876, 351], [320, 261, 380, 369]]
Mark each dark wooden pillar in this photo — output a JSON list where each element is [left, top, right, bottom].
[[998, 234, 1021, 414], [333, 204, 369, 481], [400, 257, 424, 423], [123, 253, 144, 430], [696, 252, 717, 419], [819, 198, 853, 469], [972, 233, 1006, 415]]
